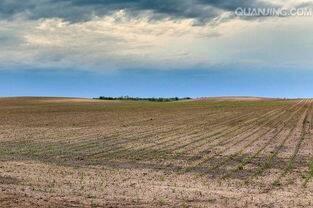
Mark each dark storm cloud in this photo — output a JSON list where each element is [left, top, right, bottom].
[[0, 0, 277, 22]]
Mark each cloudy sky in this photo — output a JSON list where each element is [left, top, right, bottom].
[[1, 0, 313, 98]]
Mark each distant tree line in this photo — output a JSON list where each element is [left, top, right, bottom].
[[96, 96, 191, 102]]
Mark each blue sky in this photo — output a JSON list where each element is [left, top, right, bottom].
[[1, 0, 313, 98], [1, 67, 312, 98]]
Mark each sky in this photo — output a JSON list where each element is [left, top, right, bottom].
[[1, 0, 313, 98]]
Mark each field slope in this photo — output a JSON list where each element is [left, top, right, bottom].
[[0, 97, 312, 207]]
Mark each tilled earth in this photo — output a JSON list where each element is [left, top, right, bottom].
[[0, 97, 313, 207]]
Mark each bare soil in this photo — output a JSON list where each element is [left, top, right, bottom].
[[0, 97, 312, 207]]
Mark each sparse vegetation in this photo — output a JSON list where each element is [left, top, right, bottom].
[[0, 97, 312, 207]]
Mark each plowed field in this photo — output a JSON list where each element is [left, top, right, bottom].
[[0, 97, 312, 207]]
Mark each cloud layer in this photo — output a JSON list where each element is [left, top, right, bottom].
[[0, 0, 313, 71], [0, 0, 272, 22]]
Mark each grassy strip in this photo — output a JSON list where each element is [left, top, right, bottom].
[[72, 111, 238, 156], [172, 101, 300, 157], [222, 101, 305, 179], [180, 100, 302, 172], [33, 109, 222, 157], [271, 101, 312, 187], [87, 110, 257, 159], [104, 109, 273, 161], [62, 101, 290, 158], [250, 101, 308, 179], [183, 101, 304, 174], [144, 108, 281, 158], [303, 160, 313, 187]]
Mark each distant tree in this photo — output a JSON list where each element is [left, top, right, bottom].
[[96, 96, 192, 102]]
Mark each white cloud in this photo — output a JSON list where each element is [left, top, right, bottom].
[[0, 9, 313, 71], [0, 10, 223, 70]]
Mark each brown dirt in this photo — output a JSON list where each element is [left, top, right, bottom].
[[0, 97, 312, 207]]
